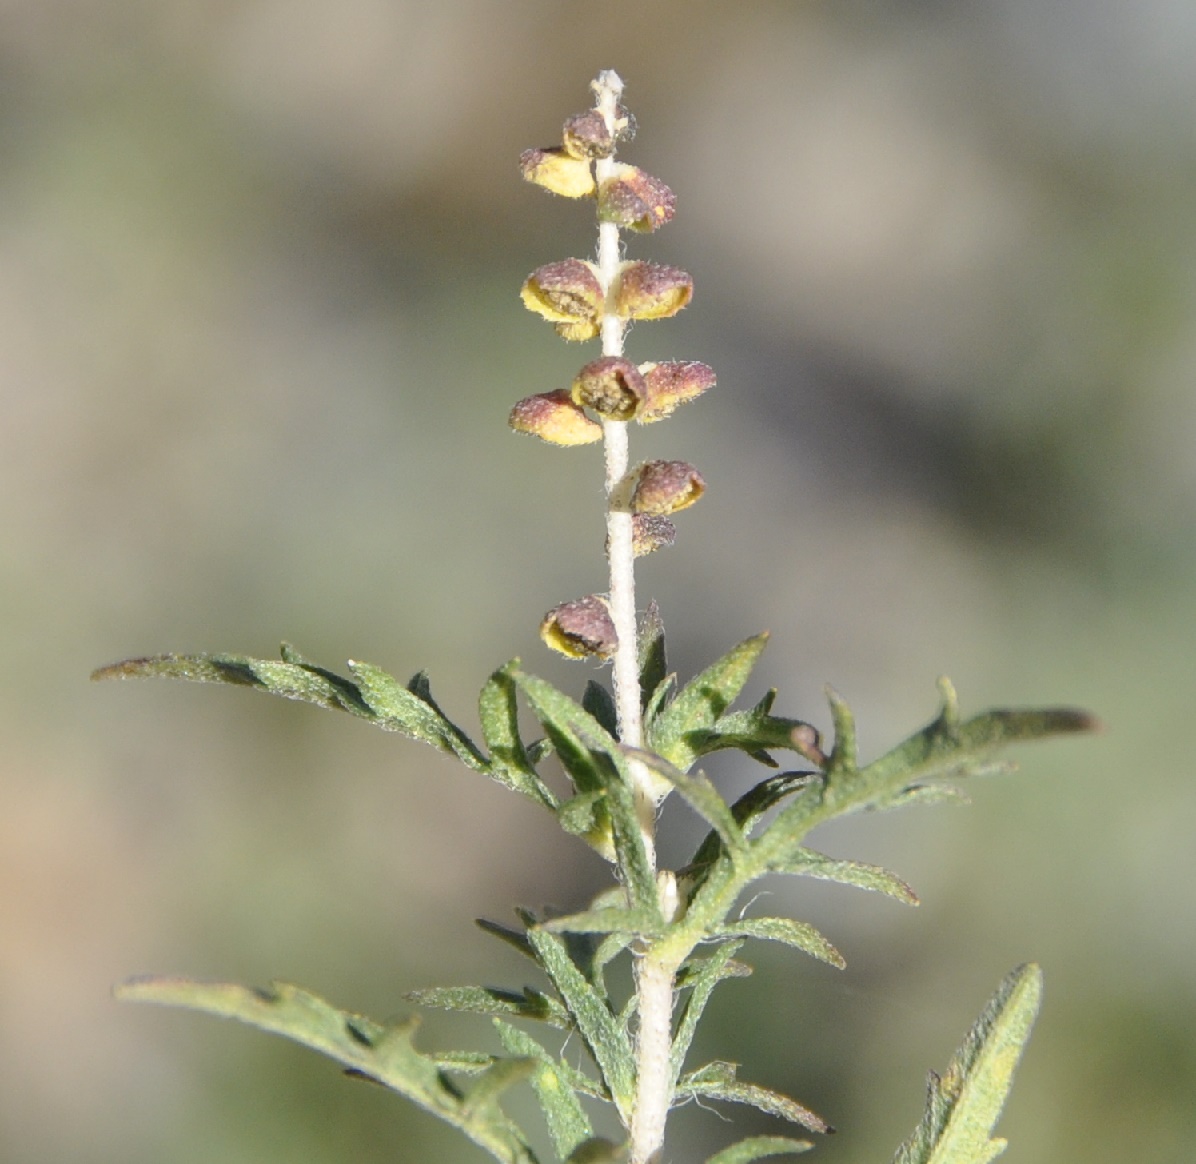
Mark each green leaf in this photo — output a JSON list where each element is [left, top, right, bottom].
[[713, 917, 845, 969], [824, 680, 1098, 815], [668, 942, 749, 1090], [891, 963, 1043, 1164], [478, 665, 559, 809], [526, 927, 636, 1124], [648, 634, 770, 771], [766, 848, 920, 906], [637, 600, 668, 710], [405, 985, 571, 1029], [566, 1139, 628, 1164], [347, 660, 487, 769], [582, 679, 619, 737], [541, 906, 663, 940], [705, 1136, 814, 1164], [494, 1021, 594, 1159], [623, 748, 746, 855], [678, 1061, 830, 1134], [513, 670, 658, 914], [115, 977, 539, 1164], [696, 691, 821, 767]]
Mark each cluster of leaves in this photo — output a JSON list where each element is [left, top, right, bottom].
[[96, 614, 1091, 1164]]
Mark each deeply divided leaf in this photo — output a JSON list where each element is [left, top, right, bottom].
[[115, 977, 538, 1164]]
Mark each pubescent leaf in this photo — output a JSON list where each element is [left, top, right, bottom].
[[405, 984, 571, 1029], [891, 963, 1043, 1164], [647, 634, 770, 771], [494, 1020, 594, 1159], [713, 917, 845, 969], [705, 1136, 814, 1164], [678, 1060, 831, 1134], [115, 977, 539, 1164]]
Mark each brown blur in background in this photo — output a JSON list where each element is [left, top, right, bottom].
[[2, 3, 1193, 1162]]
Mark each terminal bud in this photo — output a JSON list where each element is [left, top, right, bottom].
[[598, 164, 676, 233]]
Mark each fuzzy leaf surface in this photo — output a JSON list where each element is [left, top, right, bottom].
[[494, 1020, 594, 1159], [891, 963, 1043, 1164], [647, 634, 770, 771], [115, 977, 538, 1163], [526, 926, 636, 1123], [405, 985, 570, 1029], [713, 917, 845, 969], [705, 1136, 814, 1164], [678, 1061, 830, 1134], [669, 942, 749, 1090]]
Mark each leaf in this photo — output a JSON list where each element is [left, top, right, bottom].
[[405, 985, 571, 1029], [648, 634, 770, 771], [494, 1020, 594, 1159], [478, 665, 559, 808], [526, 926, 637, 1124], [705, 1136, 814, 1164], [638, 600, 668, 715], [541, 906, 663, 940], [696, 691, 821, 768], [678, 1061, 831, 1134], [767, 848, 920, 906], [713, 917, 845, 969], [668, 942, 748, 1090], [513, 670, 658, 914], [93, 647, 561, 811], [115, 977, 539, 1164], [623, 748, 746, 855], [891, 963, 1043, 1164], [824, 680, 1098, 815], [582, 679, 619, 737]]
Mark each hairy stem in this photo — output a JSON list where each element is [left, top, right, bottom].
[[591, 69, 674, 1164]]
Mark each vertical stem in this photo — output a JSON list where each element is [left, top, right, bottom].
[[591, 69, 674, 1164]]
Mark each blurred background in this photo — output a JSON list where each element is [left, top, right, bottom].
[[1, 2, 1193, 1161]]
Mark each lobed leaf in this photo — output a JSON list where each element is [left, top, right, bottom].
[[891, 963, 1043, 1164], [478, 665, 559, 808], [705, 1136, 814, 1164], [115, 977, 538, 1163], [647, 634, 770, 771], [405, 984, 571, 1029]]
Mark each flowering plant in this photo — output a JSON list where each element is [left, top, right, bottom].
[[96, 71, 1094, 1164]]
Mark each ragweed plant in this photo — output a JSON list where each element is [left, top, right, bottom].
[[97, 71, 1095, 1164]]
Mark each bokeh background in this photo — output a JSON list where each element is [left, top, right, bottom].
[[2, 2, 1193, 1161]]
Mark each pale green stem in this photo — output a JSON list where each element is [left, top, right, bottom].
[[592, 68, 675, 1164]]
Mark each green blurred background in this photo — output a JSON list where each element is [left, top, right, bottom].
[[2, 2, 1192, 1161]]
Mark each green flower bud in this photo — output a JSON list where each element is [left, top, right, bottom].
[[561, 111, 614, 160], [540, 595, 618, 660], [509, 390, 602, 446], [612, 260, 693, 321], [571, 356, 647, 421], [521, 259, 605, 342], [637, 361, 716, 423], [598, 164, 676, 233], [630, 459, 706, 516], [518, 146, 596, 198]]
